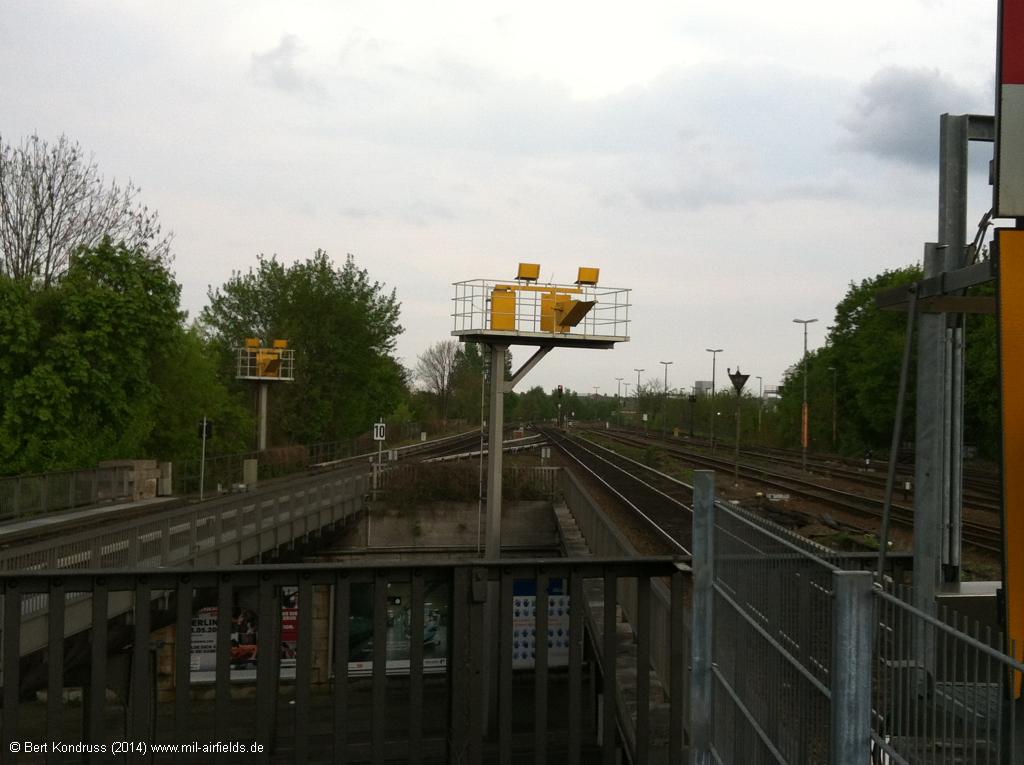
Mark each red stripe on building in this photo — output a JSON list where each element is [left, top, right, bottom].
[[1003, 0, 1024, 84]]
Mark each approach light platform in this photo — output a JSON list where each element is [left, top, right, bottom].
[[451, 269, 630, 350]]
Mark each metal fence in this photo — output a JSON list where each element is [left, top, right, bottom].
[[1, 471, 368, 659], [872, 585, 1024, 763], [172, 423, 453, 496], [690, 469, 1024, 765], [0, 558, 686, 764], [0, 465, 133, 520]]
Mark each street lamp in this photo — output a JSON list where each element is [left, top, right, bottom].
[[793, 318, 818, 471], [688, 390, 697, 438], [755, 375, 763, 440], [659, 360, 673, 442], [634, 368, 645, 430], [615, 377, 624, 426], [828, 366, 837, 451], [706, 349, 723, 452]]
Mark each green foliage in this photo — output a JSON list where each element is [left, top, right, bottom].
[[963, 282, 999, 458], [201, 251, 404, 444], [770, 264, 1000, 459], [772, 267, 920, 454], [0, 240, 253, 474], [447, 343, 485, 423], [514, 386, 555, 423], [829, 266, 921, 450], [146, 327, 254, 460]]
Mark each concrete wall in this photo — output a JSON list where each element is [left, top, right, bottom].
[[326, 500, 560, 559]]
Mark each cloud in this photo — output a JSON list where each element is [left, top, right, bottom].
[[840, 66, 984, 166], [250, 34, 323, 96]]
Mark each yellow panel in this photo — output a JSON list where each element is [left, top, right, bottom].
[[257, 349, 281, 378], [576, 267, 600, 286], [245, 337, 261, 348], [999, 228, 1024, 695], [490, 288, 516, 330], [556, 299, 596, 329], [273, 339, 289, 349], [517, 262, 541, 281], [541, 292, 569, 332]]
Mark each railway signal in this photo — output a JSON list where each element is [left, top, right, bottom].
[[236, 338, 295, 451], [727, 369, 749, 486]]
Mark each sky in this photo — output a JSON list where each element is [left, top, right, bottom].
[[0, 0, 1003, 399]]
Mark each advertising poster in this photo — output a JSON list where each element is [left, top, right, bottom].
[[189, 586, 299, 682], [511, 578, 570, 670], [346, 579, 449, 676]]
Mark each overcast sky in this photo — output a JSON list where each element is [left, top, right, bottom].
[[0, 1, 1001, 399]]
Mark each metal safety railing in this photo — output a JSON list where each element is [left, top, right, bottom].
[[0, 558, 687, 764], [1, 471, 368, 659], [451, 278, 631, 340], [561, 465, 692, 733], [173, 422, 432, 497], [0, 465, 134, 520], [689, 469, 1024, 765], [872, 585, 1024, 763]]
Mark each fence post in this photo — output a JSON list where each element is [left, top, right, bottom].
[[830, 570, 873, 765], [690, 469, 715, 764]]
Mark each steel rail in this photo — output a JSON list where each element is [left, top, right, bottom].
[[584, 429, 1003, 556], [541, 428, 690, 555]]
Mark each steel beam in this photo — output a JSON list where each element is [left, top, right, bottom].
[[938, 113, 968, 582], [485, 344, 508, 560], [913, 244, 947, 635]]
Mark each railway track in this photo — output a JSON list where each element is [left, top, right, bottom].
[[579, 428, 1003, 556], [540, 427, 692, 555], [609, 426, 1001, 512]]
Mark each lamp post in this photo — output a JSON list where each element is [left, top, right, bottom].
[[755, 375, 763, 440], [659, 360, 673, 442], [706, 349, 723, 452], [634, 368, 645, 430], [615, 377, 624, 426], [793, 318, 818, 471], [828, 366, 837, 451]]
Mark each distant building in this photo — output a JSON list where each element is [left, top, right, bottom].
[[693, 380, 713, 396]]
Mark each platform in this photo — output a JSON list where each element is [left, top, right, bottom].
[[451, 328, 628, 349]]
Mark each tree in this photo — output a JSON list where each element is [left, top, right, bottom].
[[0, 134, 170, 287], [146, 327, 255, 461], [416, 340, 461, 422], [771, 264, 998, 458], [515, 386, 555, 423], [447, 343, 485, 423], [0, 240, 180, 471], [201, 251, 405, 445]]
